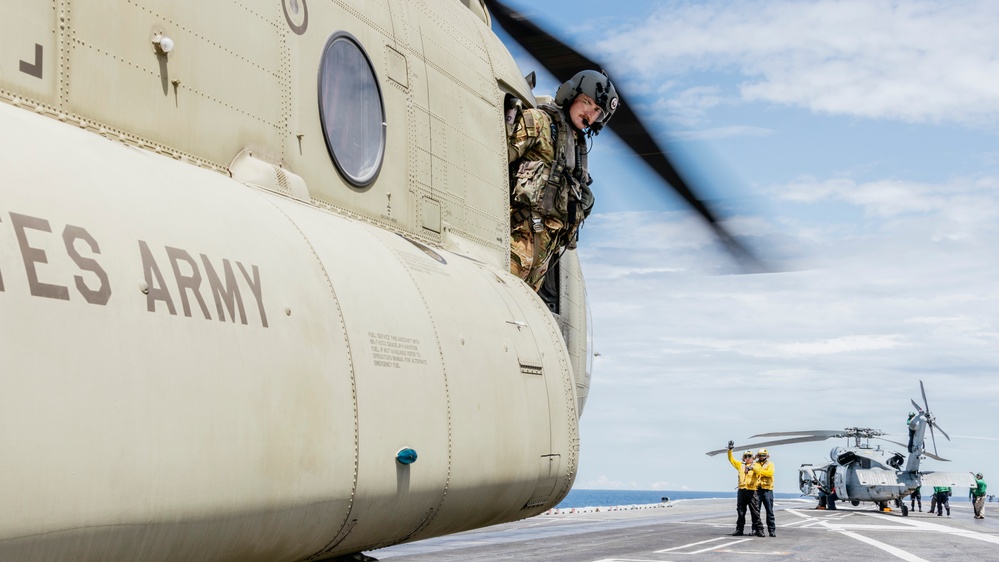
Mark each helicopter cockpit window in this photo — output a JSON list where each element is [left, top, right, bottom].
[[318, 32, 386, 188]]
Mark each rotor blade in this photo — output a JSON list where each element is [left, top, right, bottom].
[[483, 0, 766, 273], [878, 438, 911, 450], [750, 430, 843, 438], [873, 436, 948, 462], [933, 422, 951, 442], [705, 434, 834, 456], [922, 451, 950, 462], [875, 436, 952, 461], [929, 425, 939, 458], [920, 380, 929, 413], [704, 447, 731, 457], [910, 399, 924, 413]]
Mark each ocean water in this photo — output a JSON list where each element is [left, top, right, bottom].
[[556, 489, 803, 509]]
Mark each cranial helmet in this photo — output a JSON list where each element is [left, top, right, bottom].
[[743, 450, 754, 458], [758, 448, 769, 456], [977, 472, 984, 479], [554, 69, 619, 132]]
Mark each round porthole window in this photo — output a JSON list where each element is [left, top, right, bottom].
[[318, 32, 386, 188]]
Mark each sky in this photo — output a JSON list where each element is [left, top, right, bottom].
[[492, 0, 999, 494]]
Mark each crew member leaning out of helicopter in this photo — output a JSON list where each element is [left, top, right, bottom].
[[753, 449, 777, 537], [506, 70, 618, 291]]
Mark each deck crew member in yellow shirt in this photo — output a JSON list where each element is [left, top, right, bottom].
[[726, 441, 763, 537], [753, 449, 776, 537]]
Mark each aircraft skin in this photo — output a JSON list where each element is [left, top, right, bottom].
[[0, 0, 590, 559]]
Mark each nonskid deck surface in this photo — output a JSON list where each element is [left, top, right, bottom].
[[373, 498, 999, 561]]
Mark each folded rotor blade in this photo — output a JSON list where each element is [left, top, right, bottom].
[[705, 434, 832, 456], [922, 451, 950, 462], [933, 422, 951, 442], [483, 0, 766, 273], [879, 438, 910, 449], [878, 438, 949, 461], [750, 430, 843, 438], [911, 399, 924, 413], [705, 447, 732, 457]]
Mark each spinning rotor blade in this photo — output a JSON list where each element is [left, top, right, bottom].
[[483, 0, 766, 273]]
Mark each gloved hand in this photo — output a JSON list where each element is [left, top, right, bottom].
[[727, 440, 734, 451]]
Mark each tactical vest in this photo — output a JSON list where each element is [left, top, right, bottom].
[[510, 104, 589, 234]]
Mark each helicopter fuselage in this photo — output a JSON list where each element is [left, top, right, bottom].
[[799, 446, 916, 503], [1, 0, 592, 560]]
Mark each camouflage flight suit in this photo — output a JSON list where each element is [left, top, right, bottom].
[[507, 104, 593, 290]]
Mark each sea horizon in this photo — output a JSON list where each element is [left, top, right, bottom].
[[556, 488, 805, 509]]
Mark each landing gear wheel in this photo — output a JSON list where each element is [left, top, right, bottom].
[[901, 504, 909, 517]]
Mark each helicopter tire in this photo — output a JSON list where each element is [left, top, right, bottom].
[[901, 504, 909, 517]]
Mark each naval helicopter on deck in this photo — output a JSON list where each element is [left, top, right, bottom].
[[707, 382, 975, 516], [0, 1, 757, 560]]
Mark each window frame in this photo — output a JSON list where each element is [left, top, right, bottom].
[[317, 31, 387, 189]]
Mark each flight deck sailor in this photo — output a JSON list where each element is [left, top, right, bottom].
[[971, 473, 987, 519], [933, 485, 951, 516], [752, 448, 777, 537], [507, 70, 617, 290], [910, 485, 922, 512], [726, 442, 763, 537]]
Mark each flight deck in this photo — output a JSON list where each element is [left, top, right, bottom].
[[373, 498, 999, 561]]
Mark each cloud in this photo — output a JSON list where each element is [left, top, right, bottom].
[[580, 474, 642, 490], [574, 169, 999, 490], [500, 0, 999, 493], [597, 0, 999, 128]]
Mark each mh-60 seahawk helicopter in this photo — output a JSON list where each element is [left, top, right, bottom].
[[1, 1, 758, 561], [708, 382, 975, 516]]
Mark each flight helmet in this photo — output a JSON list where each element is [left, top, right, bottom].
[[554, 70, 619, 133]]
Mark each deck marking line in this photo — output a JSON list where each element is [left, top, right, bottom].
[[716, 549, 792, 556], [855, 512, 999, 545], [656, 537, 727, 552], [589, 558, 665, 562], [687, 538, 752, 554], [837, 530, 929, 562]]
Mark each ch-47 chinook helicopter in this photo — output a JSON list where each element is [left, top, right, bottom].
[[1, 0, 759, 561], [707, 382, 975, 516]]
